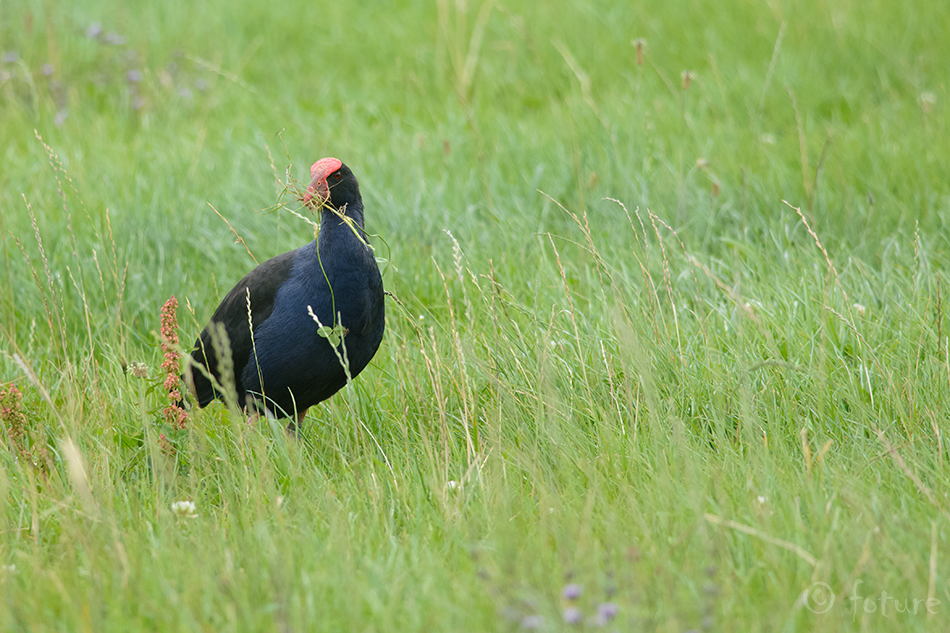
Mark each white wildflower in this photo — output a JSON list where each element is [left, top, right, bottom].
[[171, 499, 198, 519], [129, 362, 148, 378]]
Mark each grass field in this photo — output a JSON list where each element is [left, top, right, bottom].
[[2, 0, 949, 630]]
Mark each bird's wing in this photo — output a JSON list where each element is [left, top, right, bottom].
[[187, 248, 299, 407]]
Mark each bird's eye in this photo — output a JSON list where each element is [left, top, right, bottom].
[[332, 172, 342, 180]]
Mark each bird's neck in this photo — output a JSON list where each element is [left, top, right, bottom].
[[318, 199, 366, 248]]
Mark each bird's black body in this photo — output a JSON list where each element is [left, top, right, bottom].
[[186, 161, 384, 422]]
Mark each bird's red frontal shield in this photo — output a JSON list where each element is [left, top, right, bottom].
[[303, 157, 343, 207]]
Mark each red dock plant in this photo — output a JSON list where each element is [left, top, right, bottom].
[[1, 383, 30, 462], [1, 383, 51, 476], [160, 295, 189, 429]]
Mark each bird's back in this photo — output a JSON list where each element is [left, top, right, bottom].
[[187, 249, 299, 408]]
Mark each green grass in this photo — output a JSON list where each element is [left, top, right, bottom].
[[2, 0, 949, 630]]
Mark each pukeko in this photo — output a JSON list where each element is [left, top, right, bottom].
[[184, 157, 385, 430]]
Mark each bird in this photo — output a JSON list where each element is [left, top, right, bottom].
[[183, 157, 385, 431]]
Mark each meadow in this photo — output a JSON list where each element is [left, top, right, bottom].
[[1, 0, 949, 630]]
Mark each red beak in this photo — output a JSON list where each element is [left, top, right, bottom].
[[303, 157, 343, 208]]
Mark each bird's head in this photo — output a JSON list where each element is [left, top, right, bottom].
[[303, 157, 360, 212]]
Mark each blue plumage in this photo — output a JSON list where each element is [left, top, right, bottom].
[[185, 159, 385, 428]]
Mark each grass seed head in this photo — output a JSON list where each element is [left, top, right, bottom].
[[633, 38, 646, 66], [681, 70, 694, 90]]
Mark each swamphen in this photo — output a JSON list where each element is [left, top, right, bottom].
[[185, 157, 385, 429]]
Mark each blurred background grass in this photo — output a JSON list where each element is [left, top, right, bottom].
[[1, 0, 949, 631]]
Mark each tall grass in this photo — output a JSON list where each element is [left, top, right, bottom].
[[2, 0, 949, 630]]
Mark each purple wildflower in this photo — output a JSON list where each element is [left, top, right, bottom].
[[3, 52, 18, 63], [520, 615, 544, 630], [595, 602, 619, 624], [126, 69, 142, 83], [562, 608, 583, 625], [562, 583, 583, 600], [86, 23, 102, 39], [42, 64, 54, 76]]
